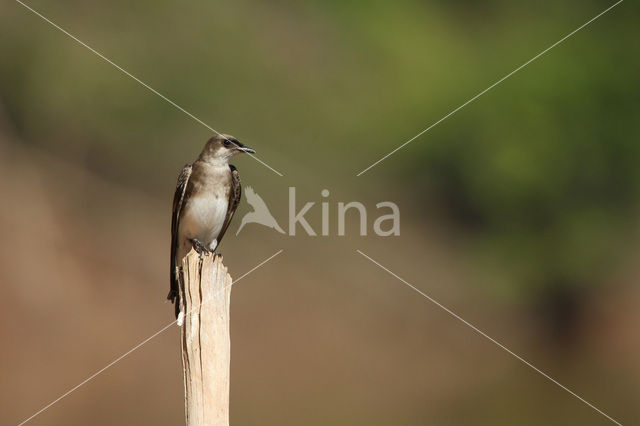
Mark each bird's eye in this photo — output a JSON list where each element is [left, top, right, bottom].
[[223, 140, 231, 147]]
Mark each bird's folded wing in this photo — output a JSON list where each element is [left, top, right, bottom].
[[216, 164, 241, 245], [169, 163, 193, 304]]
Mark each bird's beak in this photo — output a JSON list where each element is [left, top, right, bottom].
[[234, 146, 256, 154]]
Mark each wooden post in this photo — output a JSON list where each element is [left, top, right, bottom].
[[179, 249, 232, 426]]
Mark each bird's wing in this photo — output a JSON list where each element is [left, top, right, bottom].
[[216, 164, 241, 246], [169, 164, 192, 314]]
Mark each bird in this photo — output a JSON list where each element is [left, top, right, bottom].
[[168, 134, 255, 318], [236, 186, 285, 235]]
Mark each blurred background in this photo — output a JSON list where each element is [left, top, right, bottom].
[[1, 0, 639, 424]]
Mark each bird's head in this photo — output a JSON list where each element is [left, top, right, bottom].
[[199, 134, 255, 164]]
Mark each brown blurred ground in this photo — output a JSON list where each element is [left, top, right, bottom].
[[1, 128, 639, 425]]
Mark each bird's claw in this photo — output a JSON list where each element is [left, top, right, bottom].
[[189, 238, 211, 258]]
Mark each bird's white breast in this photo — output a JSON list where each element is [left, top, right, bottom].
[[181, 194, 228, 242], [178, 166, 230, 255]]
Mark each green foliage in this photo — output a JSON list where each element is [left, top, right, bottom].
[[402, 2, 640, 297], [1, 0, 638, 300]]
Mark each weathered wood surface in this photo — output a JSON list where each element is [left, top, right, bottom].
[[179, 250, 232, 426]]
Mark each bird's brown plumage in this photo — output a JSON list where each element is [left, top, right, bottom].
[[168, 163, 192, 316], [168, 162, 242, 318], [216, 165, 242, 244]]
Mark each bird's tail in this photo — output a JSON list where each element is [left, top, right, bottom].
[[168, 260, 180, 318]]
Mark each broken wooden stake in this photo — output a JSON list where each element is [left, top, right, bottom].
[[179, 249, 232, 426]]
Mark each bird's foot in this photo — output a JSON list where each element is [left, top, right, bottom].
[[189, 238, 211, 258]]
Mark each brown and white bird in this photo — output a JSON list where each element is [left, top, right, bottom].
[[168, 134, 255, 318]]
